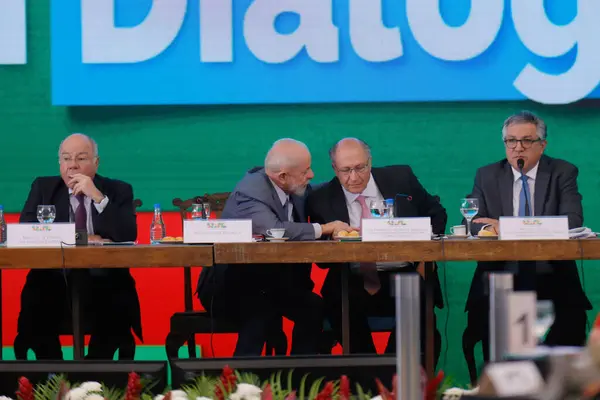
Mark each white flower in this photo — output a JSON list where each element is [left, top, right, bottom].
[[79, 382, 103, 393], [441, 386, 479, 400], [0, 396, 14, 400], [370, 396, 382, 400], [196, 397, 213, 400], [229, 383, 262, 400], [66, 388, 88, 400], [86, 395, 105, 400], [170, 390, 188, 399], [154, 396, 165, 400]]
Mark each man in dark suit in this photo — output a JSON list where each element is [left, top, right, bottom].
[[14, 133, 142, 360], [197, 138, 353, 356], [463, 111, 591, 378], [306, 138, 446, 365]]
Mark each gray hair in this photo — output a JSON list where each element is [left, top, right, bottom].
[[264, 138, 309, 172], [329, 137, 372, 163], [501, 111, 547, 140], [58, 133, 99, 157]]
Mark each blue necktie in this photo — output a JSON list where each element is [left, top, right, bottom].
[[518, 175, 531, 216]]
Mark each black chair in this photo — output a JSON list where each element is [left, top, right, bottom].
[[164, 194, 287, 359], [13, 198, 143, 360]]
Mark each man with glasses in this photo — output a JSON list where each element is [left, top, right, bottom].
[[14, 133, 142, 360], [462, 111, 591, 382], [306, 138, 446, 364]]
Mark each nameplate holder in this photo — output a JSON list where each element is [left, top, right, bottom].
[[479, 360, 544, 397], [499, 216, 569, 240], [7, 223, 75, 248], [506, 291, 537, 356], [184, 219, 252, 243], [362, 217, 431, 242]]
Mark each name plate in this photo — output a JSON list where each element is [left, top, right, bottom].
[[482, 360, 544, 397], [499, 216, 569, 240], [362, 217, 432, 242], [7, 223, 75, 248], [183, 219, 252, 243]]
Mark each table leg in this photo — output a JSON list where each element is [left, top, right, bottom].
[[341, 264, 350, 355], [71, 270, 84, 360], [0, 268, 3, 360], [184, 266, 197, 358], [425, 262, 435, 379]]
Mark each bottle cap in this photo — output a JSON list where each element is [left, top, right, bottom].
[[385, 199, 394, 205], [154, 203, 160, 209], [0, 205, 3, 210]]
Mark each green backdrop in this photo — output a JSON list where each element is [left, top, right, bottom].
[[2, 1, 600, 386]]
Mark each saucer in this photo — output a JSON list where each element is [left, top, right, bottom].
[[448, 234, 468, 239], [266, 237, 289, 242]]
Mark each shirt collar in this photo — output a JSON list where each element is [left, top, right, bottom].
[[269, 178, 289, 206], [511, 161, 539, 182], [342, 173, 378, 204]]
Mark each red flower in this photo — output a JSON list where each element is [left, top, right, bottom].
[[214, 365, 237, 400], [16, 377, 34, 400], [261, 383, 273, 400], [375, 375, 397, 400], [56, 380, 69, 400], [339, 376, 351, 400], [163, 392, 172, 400], [125, 372, 143, 400], [315, 381, 334, 400], [285, 391, 296, 400], [424, 371, 445, 400]]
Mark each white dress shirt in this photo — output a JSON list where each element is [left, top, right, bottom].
[[511, 162, 538, 216], [270, 180, 322, 239], [68, 188, 109, 235], [341, 173, 384, 227]]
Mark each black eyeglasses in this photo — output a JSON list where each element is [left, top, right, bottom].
[[504, 138, 542, 149]]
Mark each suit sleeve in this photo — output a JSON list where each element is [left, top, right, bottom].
[[234, 192, 316, 241], [408, 168, 447, 235], [558, 164, 583, 229], [19, 178, 42, 223], [95, 182, 137, 242], [466, 168, 488, 235]]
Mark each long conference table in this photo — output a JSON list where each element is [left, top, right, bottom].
[[1, 238, 599, 378]]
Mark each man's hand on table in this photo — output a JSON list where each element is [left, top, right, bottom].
[[473, 218, 499, 235], [88, 235, 111, 243], [321, 221, 359, 237]]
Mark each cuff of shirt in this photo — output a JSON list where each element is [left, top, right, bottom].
[[93, 196, 109, 214], [313, 223, 322, 239]]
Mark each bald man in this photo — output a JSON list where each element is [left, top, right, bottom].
[[197, 138, 352, 356], [306, 138, 446, 365], [14, 133, 142, 360]]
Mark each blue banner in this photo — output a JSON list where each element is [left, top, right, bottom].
[[50, 0, 600, 106]]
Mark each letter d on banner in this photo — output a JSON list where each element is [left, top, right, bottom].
[[0, 0, 26, 64]]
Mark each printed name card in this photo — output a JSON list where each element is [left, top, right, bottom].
[[481, 360, 544, 397], [362, 217, 432, 242], [499, 216, 569, 240], [184, 219, 252, 243], [7, 223, 75, 248]]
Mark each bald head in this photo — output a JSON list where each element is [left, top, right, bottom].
[[329, 138, 371, 165], [58, 133, 98, 158], [264, 138, 314, 195], [330, 138, 372, 194], [58, 133, 100, 186]]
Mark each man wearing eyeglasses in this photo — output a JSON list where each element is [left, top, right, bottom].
[[306, 138, 446, 364], [14, 133, 143, 360], [462, 111, 591, 383]]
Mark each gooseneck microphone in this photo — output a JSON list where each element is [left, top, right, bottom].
[[517, 158, 531, 216]]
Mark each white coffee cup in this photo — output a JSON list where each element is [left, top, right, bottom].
[[450, 225, 467, 236], [266, 228, 286, 238]]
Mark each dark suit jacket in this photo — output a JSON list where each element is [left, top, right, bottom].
[[465, 155, 591, 311], [18, 175, 143, 339], [197, 168, 316, 308], [305, 165, 446, 309]]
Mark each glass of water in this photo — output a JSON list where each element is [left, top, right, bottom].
[[37, 205, 56, 223], [369, 200, 388, 218], [191, 203, 204, 219], [203, 203, 211, 219], [460, 198, 479, 238]]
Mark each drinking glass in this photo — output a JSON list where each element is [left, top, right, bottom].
[[203, 203, 211, 219], [191, 203, 204, 219], [460, 198, 479, 238], [37, 205, 56, 223], [369, 200, 388, 218], [534, 300, 555, 344]]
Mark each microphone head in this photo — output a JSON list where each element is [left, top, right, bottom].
[[517, 158, 525, 170]]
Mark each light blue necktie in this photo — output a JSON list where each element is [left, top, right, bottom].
[[518, 175, 531, 217]]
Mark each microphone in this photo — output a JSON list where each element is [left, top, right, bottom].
[[517, 158, 531, 216], [394, 193, 413, 218]]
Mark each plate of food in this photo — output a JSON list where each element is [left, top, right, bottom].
[[334, 230, 362, 241], [158, 236, 184, 244], [478, 230, 498, 239]]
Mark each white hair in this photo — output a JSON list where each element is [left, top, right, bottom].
[[501, 111, 547, 140], [264, 138, 309, 173], [58, 133, 98, 157]]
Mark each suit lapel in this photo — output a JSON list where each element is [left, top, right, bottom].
[[372, 168, 395, 201], [534, 157, 550, 216], [262, 172, 288, 221], [499, 162, 514, 216], [329, 179, 351, 224]]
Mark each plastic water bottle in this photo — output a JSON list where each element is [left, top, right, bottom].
[[0, 205, 6, 244], [150, 204, 165, 244], [385, 198, 395, 219]]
